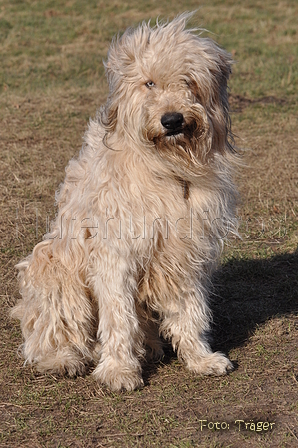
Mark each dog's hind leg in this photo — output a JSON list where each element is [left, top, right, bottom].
[[11, 240, 95, 376], [90, 250, 145, 391]]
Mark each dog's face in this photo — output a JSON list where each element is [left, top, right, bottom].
[[138, 76, 212, 170], [102, 13, 233, 174]]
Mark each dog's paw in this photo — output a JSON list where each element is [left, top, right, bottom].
[[93, 361, 144, 391], [33, 347, 88, 377], [186, 351, 234, 376], [35, 357, 87, 378]]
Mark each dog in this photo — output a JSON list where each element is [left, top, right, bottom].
[[12, 13, 238, 391]]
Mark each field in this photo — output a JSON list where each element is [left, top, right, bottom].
[[0, 0, 297, 447]]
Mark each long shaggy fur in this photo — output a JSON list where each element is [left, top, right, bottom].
[[12, 13, 238, 391]]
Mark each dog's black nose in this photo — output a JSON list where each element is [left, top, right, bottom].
[[161, 112, 184, 132]]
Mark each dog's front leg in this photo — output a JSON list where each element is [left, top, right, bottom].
[[90, 251, 145, 391], [160, 285, 233, 376]]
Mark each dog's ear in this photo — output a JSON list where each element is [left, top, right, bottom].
[[101, 29, 141, 133], [190, 39, 234, 154], [104, 27, 140, 82], [100, 53, 120, 133]]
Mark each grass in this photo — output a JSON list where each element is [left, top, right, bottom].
[[0, 0, 298, 447]]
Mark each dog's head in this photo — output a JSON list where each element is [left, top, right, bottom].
[[101, 13, 234, 175]]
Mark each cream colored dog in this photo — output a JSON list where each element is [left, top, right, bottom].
[[12, 13, 238, 391]]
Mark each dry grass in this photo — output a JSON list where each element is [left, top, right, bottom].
[[0, 0, 297, 447]]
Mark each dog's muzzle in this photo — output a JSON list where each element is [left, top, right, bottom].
[[161, 112, 184, 136]]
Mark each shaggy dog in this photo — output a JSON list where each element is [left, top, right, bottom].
[[12, 13, 238, 391]]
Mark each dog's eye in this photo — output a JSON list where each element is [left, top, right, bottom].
[[145, 80, 155, 89]]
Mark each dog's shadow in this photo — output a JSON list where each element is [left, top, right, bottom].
[[211, 249, 298, 354], [143, 249, 298, 384]]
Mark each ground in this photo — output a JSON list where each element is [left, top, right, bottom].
[[0, 1, 297, 447]]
